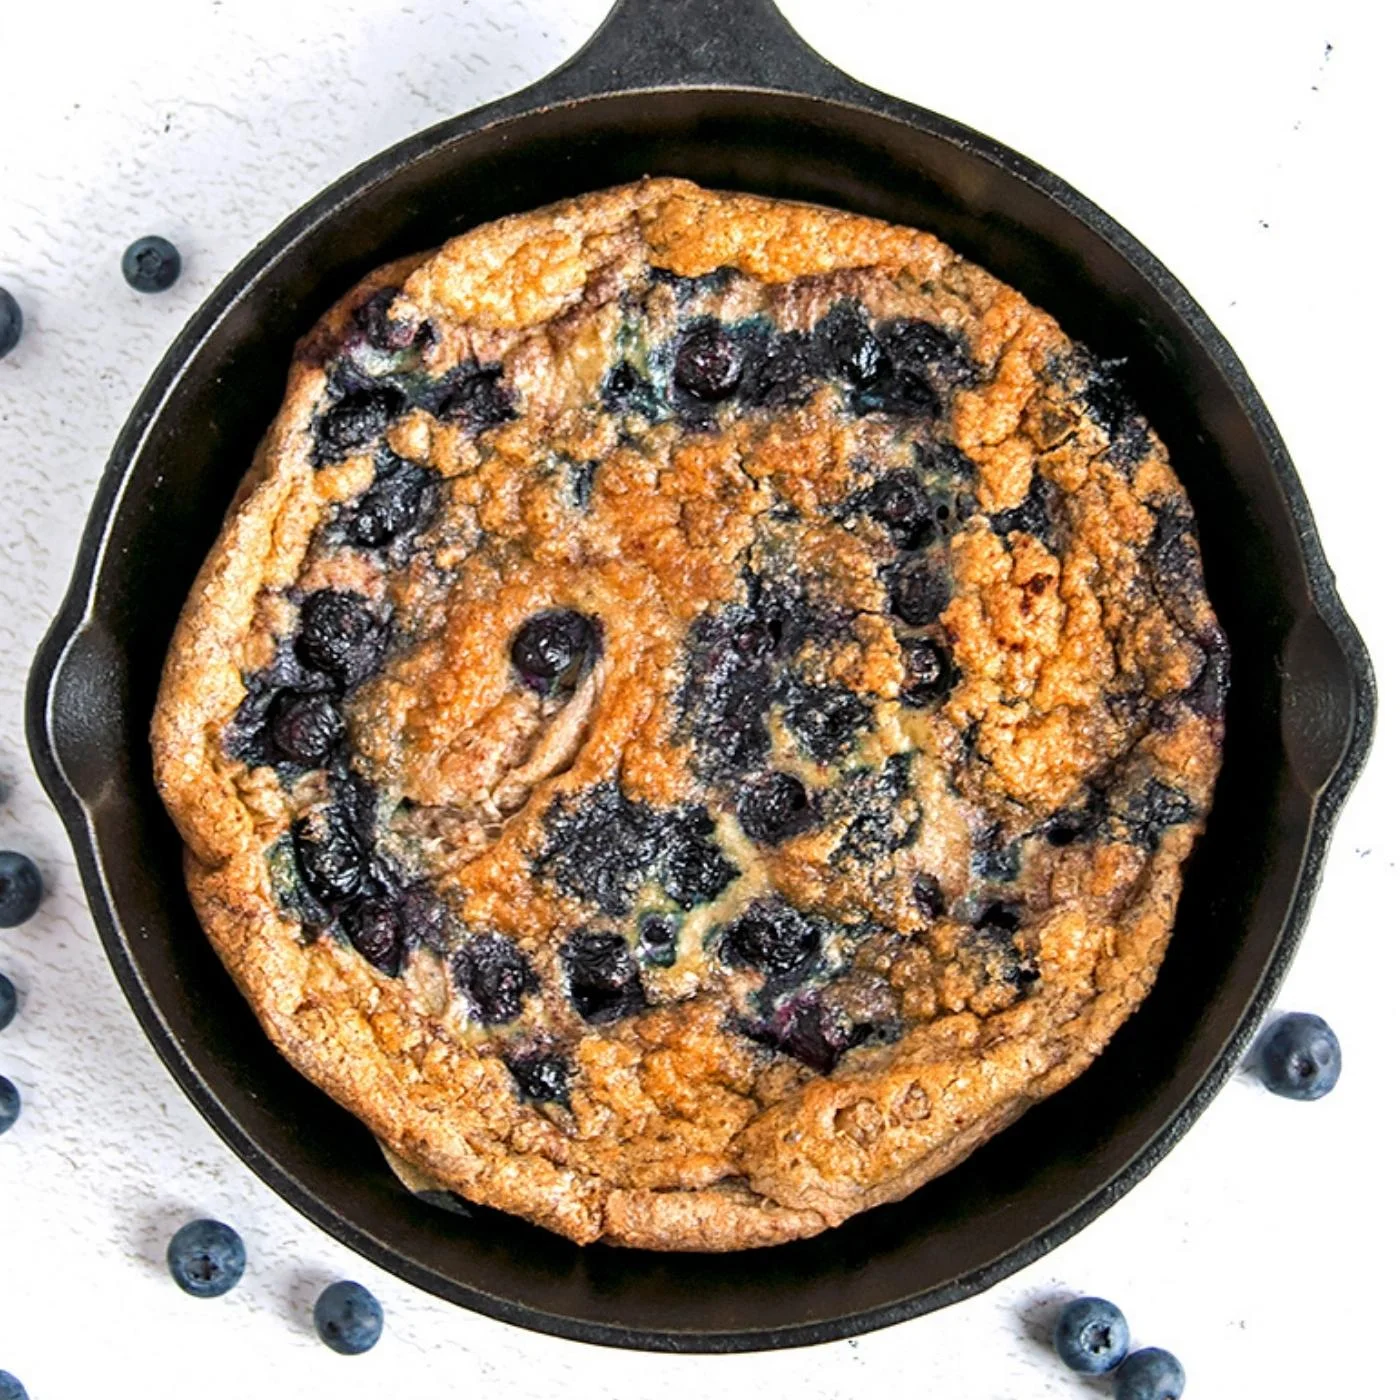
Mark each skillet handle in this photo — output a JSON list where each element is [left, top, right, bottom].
[[528, 0, 868, 101]]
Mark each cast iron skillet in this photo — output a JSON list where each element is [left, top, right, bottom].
[[26, 0, 1376, 1353]]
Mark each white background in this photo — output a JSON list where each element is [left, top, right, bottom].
[[2, 1, 1397, 1394]]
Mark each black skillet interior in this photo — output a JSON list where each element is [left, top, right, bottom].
[[26, 0, 1374, 1352]]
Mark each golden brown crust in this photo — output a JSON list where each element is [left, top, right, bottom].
[[152, 179, 1225, 1250]]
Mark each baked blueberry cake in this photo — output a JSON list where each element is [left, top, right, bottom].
[[152, 179, 1227, 1250]]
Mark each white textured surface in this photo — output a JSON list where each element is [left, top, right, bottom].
[[1, 1, 1397, 1394]]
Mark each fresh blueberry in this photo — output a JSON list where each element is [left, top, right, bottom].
[[1054, 1296, 1130, 1374], [342, 900, 404, 977], [737, 772, 814, 845], [0, 1371, 27, 1400], [719, 898, 821, 979], [268, 693, 344, 767], [0, 852, 43, 929], [165, 1219, 245, 1298], [295, 589, 386, 691], [122, 235, 181, 293], [886, 558, 949, 625], [450, 934, 538, 1023], [673, 320, 743, 401], [510, 610, 599, 697], [292, 808, 371, 908], [1254, 1012, 1341, 1101], [0, 288, 23, 360], [0, 1076, 19, 1135], [900, 635, 958, 706], [561, 931, 645, 1024], [1114, 1347, 1185, 1400], [315, 383, 408, 462], [314, 1280, 383, 1355], [0, 972, 16, 1031], [505, 1050, 572, 1104]]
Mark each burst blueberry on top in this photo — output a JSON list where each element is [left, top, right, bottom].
[[152, 179, 1227, 1250]]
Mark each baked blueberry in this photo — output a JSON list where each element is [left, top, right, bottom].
[[745, 996, 867, 1073], [562, 931, 645, 1023], [781, 681, 870, 763], [971, 827, 1021, 882], [857, 470, 936, 549], [427, 362, 514, 430], [653, 806, 738, 910], [0, 288, 22, 360], [1055, 1296, 1130, 1374], [738, 330, 815, 408], [314, 1280, 383, 1355], [881, 318, 977, 385], [0, 972, 16, 1032], [974, 901, 1022, 934], [673, 320, 743, 401], [343, 457, 431, 548], [1123, 779, 1194, 850], [292, 808, 370, 908], [451, 934, 538, 1023], [268, 693, 344, 766], [737, 772, 814, 845], [295, 589, 386, 690], [166, 1219, 245, 1298], [398, 883, 454, 953], [1114, 1347, 1185, 1400], [0, 1371, 27, 1400], [353, 287, 418, 352], [342, 899, 404, 976], [0, 1076, 19, 1135], [1254, 1012, 1341, 1101], [912, 873, 946, 919], [817, 301, 889, 386], [0, 852, 42, 929], [900, 635, 957, 706], [538, 784, 662, 916], [719, 898, 821, 979], [315, 383, 407, 462], [989, 472, 1057, 544], [886, 557, 949, 625], [638, 914, 678, 967], [505, 1050, 572, 1104], [601, 359, 660, 417], [511, 610, 599, 697], [122, 235, 181, 293]]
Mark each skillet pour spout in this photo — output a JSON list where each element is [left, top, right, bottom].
[[26, 0, 1376, 1353]]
